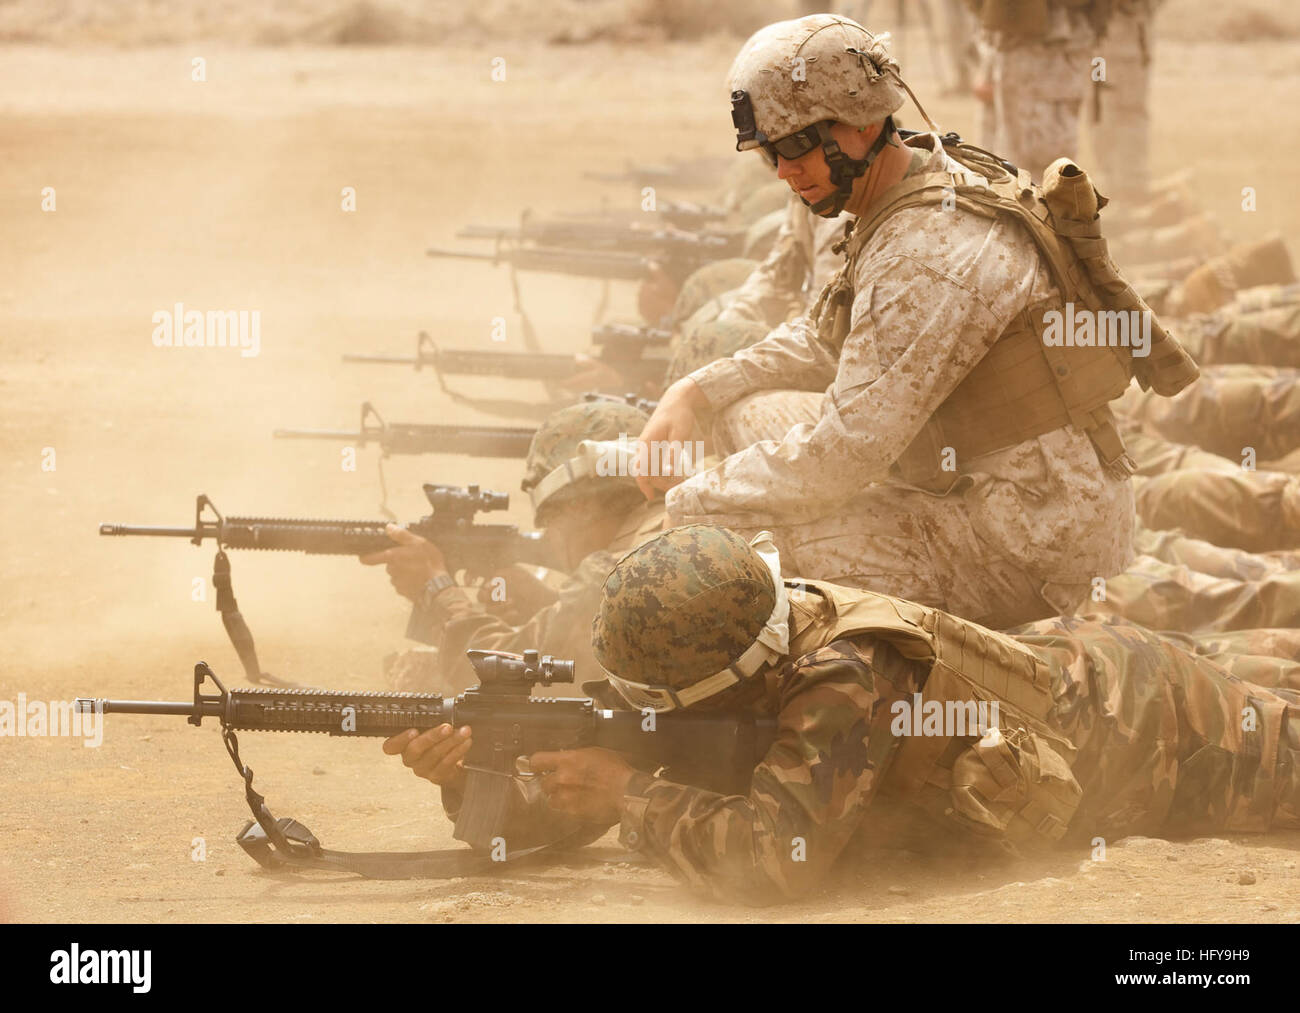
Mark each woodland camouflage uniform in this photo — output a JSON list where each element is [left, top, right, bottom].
[[388, 399, 663, 692], [477, 527, 1300, 905]]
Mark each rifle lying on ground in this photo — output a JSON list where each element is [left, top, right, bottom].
[[274, 393, 659, 458], [343, 330, 670, 395], [99, 486, 552, 685], [76, 650, 776, 878]]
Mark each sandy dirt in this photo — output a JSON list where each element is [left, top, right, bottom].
[[3, 3, 1300, 922]]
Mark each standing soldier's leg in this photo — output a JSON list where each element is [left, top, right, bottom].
[[1089, 1, 1153, 206], [993, 38, 1089, 177]]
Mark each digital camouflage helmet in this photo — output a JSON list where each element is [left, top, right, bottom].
[[727, 14, 925, 216], [521, 398, 650, 528], [592, 525, 791, 712]]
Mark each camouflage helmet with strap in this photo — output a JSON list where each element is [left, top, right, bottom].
[[592, 525, 791, 712], [727, 14, 925, 216], [521, 399, 650, 528]]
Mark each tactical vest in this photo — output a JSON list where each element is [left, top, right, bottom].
[[811, 134, 1198, 494], [785, 578, 1082, 847]]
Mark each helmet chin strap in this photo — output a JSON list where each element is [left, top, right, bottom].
[[805, 116, 897, 217]]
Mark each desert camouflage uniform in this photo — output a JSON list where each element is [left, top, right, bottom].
[[1134, 468, 1300, 553], [670, 136, 1134, 628], [1089, 0, 1158, 204], [1187, 629, 1300, 690], [1171, 303, 1300, 369], [1118, 365, 1300, 463], [715, 196, 852, 331], [983, 1, 1098, 178], [1134, 526, 1300, 579], [1085, 554, 1300, 634], [481, 587, 1300, 904], [667, 198, 850, 386], [1122, 426, 1245, 477]]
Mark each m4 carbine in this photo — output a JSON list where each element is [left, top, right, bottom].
[[274, 393, 659, 458], [100, 486, 552, 685], [427, 233, 725, 287], [455, 221, 743, 260], [76, 650, 776, 878], [273, 401, 536, 458], [343, 330, 670, 396]]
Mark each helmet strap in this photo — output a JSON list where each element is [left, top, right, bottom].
[[806, 116, 897, 217]]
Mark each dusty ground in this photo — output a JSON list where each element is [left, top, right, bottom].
[[3, 2, 1300, 922]]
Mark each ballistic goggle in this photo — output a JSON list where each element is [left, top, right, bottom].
[[731, 90, 836, 167]]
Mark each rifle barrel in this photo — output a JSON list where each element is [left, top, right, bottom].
[[341, 353, 423, 365], [76, 698, 204, 718], [272, 428, 364, 441], [99, 524, 200, 539]]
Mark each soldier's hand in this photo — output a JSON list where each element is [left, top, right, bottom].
[[383, 724, 471, 792], [530, 747, 635, 824], [358, 523, 450, 601], [634, 376, 707, 498]]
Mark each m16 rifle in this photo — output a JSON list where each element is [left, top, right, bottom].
[[99, 486, 552, 685], [274, 393, 659, 459], [556, 199, 729, 230], [455, 221, 744, 260], [273, 401, 536, 458], [343, 330, 670, 397], [76, 650, 777, 878]]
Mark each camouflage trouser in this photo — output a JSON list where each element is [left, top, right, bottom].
[[1014, 615, 1300, 840], [1135, 526, 1300, 580], [1085, 554, 1300, 634], [1134, 468, 1300, 553], [1118, 365, 1300, 463], [1177, 304, 1300, 370], [1124, 428, 1247, 477], [1088, 5, 1152, 204], [991, 40, 1089, 177], [711, 392, 1087, 628], [1187, 629, 1300, 690]]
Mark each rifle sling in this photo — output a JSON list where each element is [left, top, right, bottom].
[[221, 723, 550, 880], [211, 549, 302, 689]]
